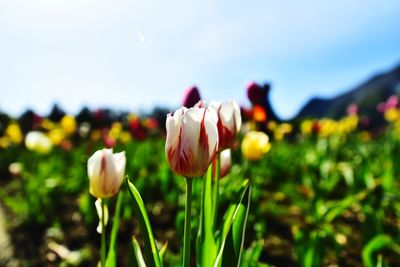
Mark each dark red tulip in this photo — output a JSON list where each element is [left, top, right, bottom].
[[182, 86, 201, 108], [246, 81, 266, 105]]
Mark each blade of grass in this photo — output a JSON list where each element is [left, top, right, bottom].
[[126, 177, 162, 267], [214, 181, 251, 267]]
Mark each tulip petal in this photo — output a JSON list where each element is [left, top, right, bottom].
[[88, 150, 103, 197]]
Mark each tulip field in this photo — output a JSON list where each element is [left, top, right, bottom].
[[1, 93, 400, 267]]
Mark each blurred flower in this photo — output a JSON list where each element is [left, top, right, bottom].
[[103, 136, 117, 148], [338, 115, 359, 134], [109, 122, 122, 139], [9, 162, 23, 177], [42, 119, 57, 131], [212, 148, 231, 179], [165, 107, 218, 178], [60, 115, 77, 136], [78, 122, 91, 138], [25, 131, 53, 154], [144, 118, 159, 131], [378, 95, 399, 113], [0, 137, 10, 148], [300, 120, 313, 135], [207, 100, 241, 151], [384, 107, 400, 122], [273, 122, 293, 141], [241, 131, 271, 160], [119, 131, 132, 144], [182, 85, 201, 108], [129, 117, 148, 140], [267, 121, 277, 131], [346, 103, 358, 116], [87, 148, 126, 198], [5, 123, 23, 144], [318, 119, 338, 137], [252, 105, 267, 123], [60, 139, 72, 150], [386, 95, 399, 109], [90, 129, 102, 142], [246, 81, 266, 106], [48, 128, 65, 145]]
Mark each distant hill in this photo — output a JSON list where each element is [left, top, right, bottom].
[[296, 64, 400, 122]]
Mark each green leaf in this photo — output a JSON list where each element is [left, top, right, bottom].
[[129, 236, 147, 267], [362, 234, 393, 267], [159, 241, 168, 264], [196, 166, 218, 267], [126, 177, 162, 267], [322, 189, 367, 223], [214, 181, 251, 267], [106, 191, 123, 267], [240, 240, 267, 267]]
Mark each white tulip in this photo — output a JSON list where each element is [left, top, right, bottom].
[[87, 148, 126, 198], [25, 131, 53, 154]]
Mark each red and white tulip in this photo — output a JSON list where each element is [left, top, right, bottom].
[[208, 100, 242, 151], [165, 107, 219, 178]]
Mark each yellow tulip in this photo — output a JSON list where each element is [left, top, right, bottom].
[[48, 128, 65, 145], [60, 115, 77, 136], [241, 131, 271, 160], [5, 123, 23, 144], [301, 120, 313, 135], [384, 108, 400, 122]]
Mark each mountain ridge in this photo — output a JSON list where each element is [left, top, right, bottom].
[[296, 63, 400, 120]]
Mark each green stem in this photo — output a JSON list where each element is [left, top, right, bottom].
[[101, 199, 106, 267], [106, 191, 123, 265], [183, 178, 193, 267], [212, 153, 220, 230]]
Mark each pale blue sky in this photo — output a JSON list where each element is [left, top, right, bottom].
[[1, 0, 400, 119]]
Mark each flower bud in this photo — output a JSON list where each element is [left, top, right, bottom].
[[207, 100, 242, 151], [212, 148, 232, 179], [241, 131, 271, 160], [87, 148, 126, 198], [165, 107, 218, 178]]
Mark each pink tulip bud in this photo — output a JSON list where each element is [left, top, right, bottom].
[[207, 100, 242, 151], [87, 149, 126, 198], [165, 107, 218, 178]]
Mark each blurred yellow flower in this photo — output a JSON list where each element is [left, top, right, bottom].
[[0, 137, 11, 148], [336, 115, 358, 135], [241, 131, 271, 160], [48, 128, 65, 145], [274, 122, 293, 141], [267, 121, 277, 131], [60, 115, 77, 136], [109, 122, 122, 139], [42, 119, 56, 131], [90, 129, 102, 142], [301, 120, 313, 135], [384, 107, 400, 122], [319, 119, 338, 137], [280, 123, 293, 133], [5, 123, 23, 144], [119, 131, 132, 144]]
